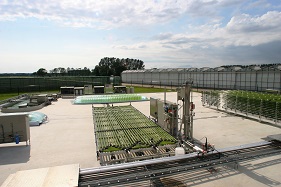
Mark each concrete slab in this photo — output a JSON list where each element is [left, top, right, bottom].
[[1, 164, 79, 187], [0, 91, 281, 187], [0, 98, 97, 185], [0, 174, 15, 187]]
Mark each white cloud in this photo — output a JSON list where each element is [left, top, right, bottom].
[[245, 0, 272, 9], [152, 11, 281, 48], [226, 11, 281, 32], [111, 11, 281, 67], [0, 0, 280, 71], [113, 43, 148, 50], [224, 11, 281, 46], [0, 0, 245, 28]]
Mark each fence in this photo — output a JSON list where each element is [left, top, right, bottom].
[[0, 76, 121, 94], [201, 90, 281, 126]]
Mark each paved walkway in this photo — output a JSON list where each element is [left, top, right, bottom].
[[1, 92, 281, 186]]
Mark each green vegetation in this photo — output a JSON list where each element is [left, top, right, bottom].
[[93, 105, 177, 152], [74, 94, 149, 104], [102, 146, 122, 152], [0, 90, 59, 101], [133, 86, 174, 93], [40, 57, 144, 77], [202, 90, 221, 107], [202, 90, 281, 122], [224, 90, 281, 120], [0, 93, 21, 101], [159, 140, 176, 146], [94, 57, 144, 76]]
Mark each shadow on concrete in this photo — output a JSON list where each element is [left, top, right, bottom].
[[150, 157, 281, 187], [238, 164, 280, 186], [205, 107, 281, 129], [155, 177, 188, 187], [0, 144, 30, 165]]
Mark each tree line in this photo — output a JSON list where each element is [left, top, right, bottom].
[[34, 57, 145, 77]]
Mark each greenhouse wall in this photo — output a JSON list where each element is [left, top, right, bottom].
[[0, 76, 121, 94], [122, 67, 281, 92]]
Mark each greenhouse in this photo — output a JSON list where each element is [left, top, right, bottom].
[[121, 64, 281, 91]]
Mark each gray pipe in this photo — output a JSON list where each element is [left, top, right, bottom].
[[80, 152, 198, 175]]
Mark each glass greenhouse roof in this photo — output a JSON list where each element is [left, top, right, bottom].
[[73, 94, 149, 104]]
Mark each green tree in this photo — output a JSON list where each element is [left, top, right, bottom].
[[92, 65, 100, 76], [58, 67, 66, 75], [36, 68, 48, 76], [93, 57, 145, 76]]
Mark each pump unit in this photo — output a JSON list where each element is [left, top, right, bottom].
[[150, 98, 178, 137]]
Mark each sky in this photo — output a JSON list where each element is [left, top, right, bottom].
[[0, 0, 281, 73]]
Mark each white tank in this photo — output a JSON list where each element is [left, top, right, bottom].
[[175, 147, 185, 156]]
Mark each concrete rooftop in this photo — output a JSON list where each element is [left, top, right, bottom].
[[1, 92, 281, 186]]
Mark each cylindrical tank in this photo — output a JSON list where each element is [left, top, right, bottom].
[[130, 87, 134, 93], [175, 147, 185, 156], [126, 87, 130, 94]]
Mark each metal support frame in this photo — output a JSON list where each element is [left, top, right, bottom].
[[79, 140, 281, 187], [179, 81, 193, 141]]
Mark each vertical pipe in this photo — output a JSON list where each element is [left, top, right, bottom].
[[159, 71, 161, 87], [267, 67, 269, 89], [178, 72, 180, 87], [184, 82, 192, 140], [275, 102, 278, 124], [246, 97, 249, 116], [273, 69, 276, 90], [261, 69, 264, 91], [203, 72, 205, 88], [255, 70, 258, 91], [9, 78, 12, 93], [249, 71, 252, 91], [279, 70, 281, 93], [235, 94, 237, 113], [234, 71, 237, 90], [259, 100, 263, 122], [164, 87, 166, 104], [239, 71, 242, 90], [218, 71, 220, 90]]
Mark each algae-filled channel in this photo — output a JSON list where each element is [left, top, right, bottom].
[[74, 94, 149, 104], [93, 105, 177, 152]]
